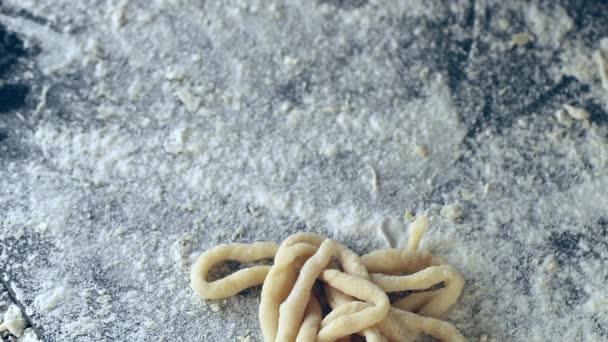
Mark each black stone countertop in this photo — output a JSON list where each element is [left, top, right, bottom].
[[1, 1, 608, 341]]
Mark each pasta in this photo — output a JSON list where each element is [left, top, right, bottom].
[[190, 241, 278, 300], [190, 216, 466, 341]]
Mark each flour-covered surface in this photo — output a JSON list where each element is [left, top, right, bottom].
[[1, 0, 608, 341]]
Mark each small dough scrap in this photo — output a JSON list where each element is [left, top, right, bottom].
[[594, 50, 608, 91], [0, 304, 27, 337], [562, 104, 590, 121]]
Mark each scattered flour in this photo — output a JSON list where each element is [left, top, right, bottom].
[[16, 328, 40, 342], [440, 204, 464, 223], [34, 287, 65, 313], [0, 0, 607, 341], [526, 3, 573, 47]]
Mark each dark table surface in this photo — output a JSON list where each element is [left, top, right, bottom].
[[1, 0, 608, 341]]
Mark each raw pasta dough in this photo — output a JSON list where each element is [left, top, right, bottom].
[[190, 216, 465, 342]]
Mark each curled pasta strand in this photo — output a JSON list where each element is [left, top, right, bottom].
[[191, 225, 466, 342], [276, 239, 336, 341], [363, 249, 464, 318], [260, 242, 318, 341], [391, 308, 466, 342], [295, 294, 322, 342], [317, 269, 390, 342], [321, 301, 416, 342], [323, 283, 391, 342], [361, 249, 445, 274], [319, 247, 385, 341], [190, 242, 278, 299], [392, 290, 438, 313]]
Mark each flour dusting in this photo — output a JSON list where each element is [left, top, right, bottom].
[[1, 0, 608, 341]]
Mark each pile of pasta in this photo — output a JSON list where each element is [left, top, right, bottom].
[[190, 216, 465, 342]]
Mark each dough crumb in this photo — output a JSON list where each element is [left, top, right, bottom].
[[128, 78, 143, 100], [594, 49, 608, 91], [165, 66, 187, 81], [419, 66, 430, 79], [283, 56, 299, 67], [16, 327, 40, 342], [415, 145, 429, 157], [510, 32, 533, 48], [460, 188, 474, 201], [555, 109, 574, 127], [237, 336, 251, 342], [440, 204, 463, 222], [366, 165, 379, 193], [0, 304, 27, 337], [562, 104, 590, 121], [483, 183, 491, 195], [209, 303, 221, 312], [247, 205, 260, 217], [279, 102, 293, 113], [175, 87, 201, 112], [96, 295, 112, 305], [34, 287, 65, 313], [232, 225, 245, 240], [34, 85, 49, 115], [111, 0, 129, 28], [542, 255, 560, 272], [403, 208, 415, 222]]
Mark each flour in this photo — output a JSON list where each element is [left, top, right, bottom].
[[17, 329, 41, 342], [0, 305, 26, 337], [33, 287, 65, 313], [109, 0, 129, 29], [440, 204, 464, 223], [1, 0, 608, 341], [526, 3, 572, 47]]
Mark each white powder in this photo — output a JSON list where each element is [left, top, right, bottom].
[[440, 204, 464, 223], [34, 287, 65, 313], [526, 3, 573, 47], [1, 0, 607, 341], [17, 328, 40, 342]]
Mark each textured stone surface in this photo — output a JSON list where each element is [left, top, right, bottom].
[[1, 1, 608, 341]]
